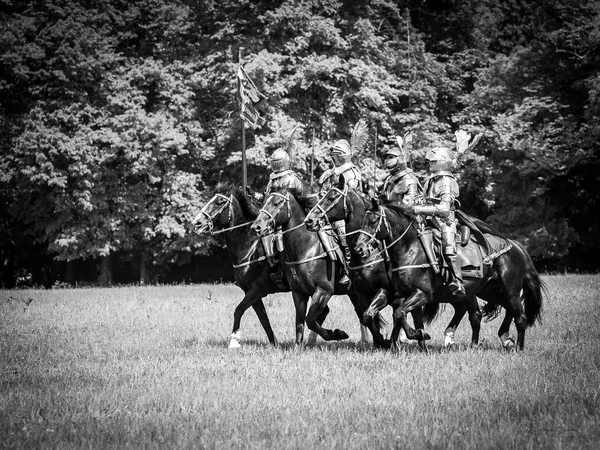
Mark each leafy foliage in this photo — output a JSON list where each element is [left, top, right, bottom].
[[1, 0, 599, 285]]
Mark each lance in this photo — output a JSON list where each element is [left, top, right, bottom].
[[373, 123, 378, 192], [310, 126, 315, 188], [238, 48, 247, 192]]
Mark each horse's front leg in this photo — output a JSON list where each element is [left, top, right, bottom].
[[393, 289, 432, 343], [306, 286, 349, 341], [230, 287, 267, 348], [291, 290, 309, 347], [251, 300, 277, 346]]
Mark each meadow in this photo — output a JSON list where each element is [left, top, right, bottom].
[[1, 274, 599, 449]]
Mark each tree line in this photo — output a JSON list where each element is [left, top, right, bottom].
[[1, 0, 598, 287]]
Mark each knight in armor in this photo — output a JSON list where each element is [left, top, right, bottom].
[[318, 139, 363, 284], [380, 135, 441, 274], [412, 146, 466, 296], [247, 148, 304, 288]]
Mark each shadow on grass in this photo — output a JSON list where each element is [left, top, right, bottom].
[[176, 336, 507, 354]]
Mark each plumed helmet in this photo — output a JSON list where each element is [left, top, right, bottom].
[[270, 149, 291, 172], [330, 139, 352, 166], [425, 147, 454, 171], [381, 147, 406, 172]]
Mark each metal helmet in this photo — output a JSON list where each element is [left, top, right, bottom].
[[425, 147, 454, 171], [330, 139, 352, 166], [270, 149, 290, 173], [381, 147, 406, 172]]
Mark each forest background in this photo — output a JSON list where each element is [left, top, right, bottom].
[[0, 0, 598, 288]]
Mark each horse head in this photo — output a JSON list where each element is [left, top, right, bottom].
[[251, 190, 291, 237], [355, 198, 390, 259], [304, 176, 348, 232], [191, 193, 232, 235]]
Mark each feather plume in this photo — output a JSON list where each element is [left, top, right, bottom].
[[455, 130, 483, 156], [350, 119, 369, 154], [284, 125, 300, 152]]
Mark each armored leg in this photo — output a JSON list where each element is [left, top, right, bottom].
[[417, 229, 440, 274], [333, 220, 350, 284], [442, 225, 465, 297]]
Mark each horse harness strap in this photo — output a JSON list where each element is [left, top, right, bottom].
[[211, 221, 253, 235], [349, 258, 385, 271], [482, 242, 513, 265], [391, 263, 432, 272], [231, 255, 268, 269], [284, 252, 328, 266], [391, 242, 513, 272]]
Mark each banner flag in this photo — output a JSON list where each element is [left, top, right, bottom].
[[237, 66, 267, 128]]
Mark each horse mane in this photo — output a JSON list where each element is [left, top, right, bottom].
[[232, 186, 260, 219]]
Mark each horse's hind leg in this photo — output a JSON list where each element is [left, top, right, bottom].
[[251, 300, 277, 346], [466, 296, 482, 347], [498, 312, 515, 350], [443, 302, 467, 351]]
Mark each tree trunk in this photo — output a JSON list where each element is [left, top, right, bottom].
[[99, 254, 113, 286], [139, 254, 149, 285], [65, 260, 76, 286]]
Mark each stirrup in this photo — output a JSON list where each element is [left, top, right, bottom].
[[339, 273, 350, 284]]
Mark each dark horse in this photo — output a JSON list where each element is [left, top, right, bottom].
[[251, 188, 387, 347], [191, 186, 320, 348], [304, 177, 489, 350], [357, 199, 545, 350], [304, 178, 434, 350]]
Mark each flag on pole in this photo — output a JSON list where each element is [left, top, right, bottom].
[[237, 65, 267, 128]]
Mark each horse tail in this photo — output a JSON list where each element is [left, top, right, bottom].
[[512, 240, 545, 326], [482, 302, 502, 322], [422, 302, 444, 324]]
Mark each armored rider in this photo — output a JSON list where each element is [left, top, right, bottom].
[[411, 146, 465, 296], [380, 135, 440, 273], [248, 149, 304, 287], [318, 139, 363, 284]]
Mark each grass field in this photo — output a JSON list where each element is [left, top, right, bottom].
[[1, 274, 599, 449]]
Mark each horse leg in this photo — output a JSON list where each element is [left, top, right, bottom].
[[443, 302, 467, 351], [229, 287, 264, 349], [251, 299, 277, 346], [305, 303, 329, 346], [466, 296, 482, 347], [363, 288, 389, 327], [497, 312, 515, 351], [306, 287, 349, 341], [393, 290, 432, 342], [292, 290, 309, 347]]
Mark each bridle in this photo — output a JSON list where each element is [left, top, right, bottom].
[[192, 194, 252, 235], [256, 191, 291, 233], [309, 185, 348, 225], [357, 206, 413, 256]]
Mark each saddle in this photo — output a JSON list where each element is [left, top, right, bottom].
[[428, 227, 484, 279]]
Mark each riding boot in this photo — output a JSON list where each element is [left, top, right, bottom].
[[418, 229, 440, 274], [339, 244, 351, 285], [269, 253, 289, 290], [445, 254, 466, 297]]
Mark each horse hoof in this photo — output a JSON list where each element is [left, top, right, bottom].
[[418, 329, 431, 341], [228, 340, 241, 349], [503, 338, 515, 351], [333, 329, 350, 340], [446, 343, 459, 352]]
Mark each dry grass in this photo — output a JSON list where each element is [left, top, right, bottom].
[[1, 274, 599, 449]]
